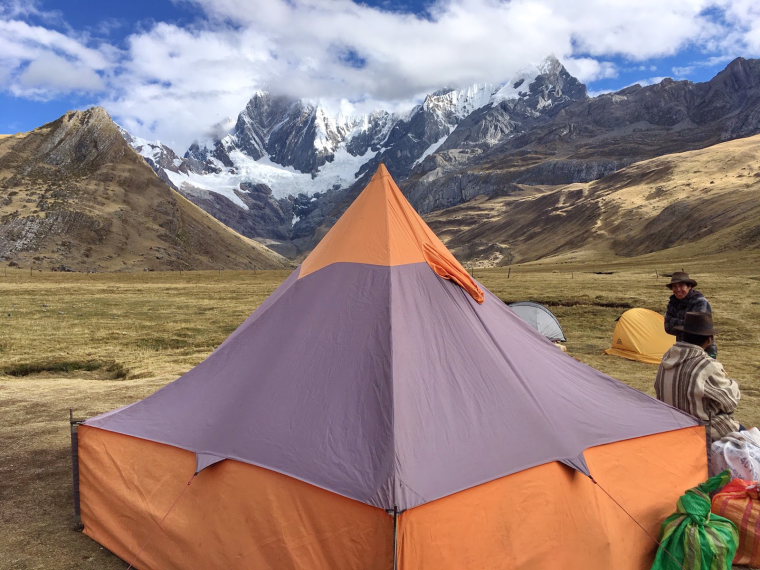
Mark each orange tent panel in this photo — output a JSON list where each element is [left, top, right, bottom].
[[78, 425, 393, 570], [398, 426, 706, 570], [79, 426, 704, 570]]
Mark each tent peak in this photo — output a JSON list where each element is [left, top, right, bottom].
[[300, 165, 484, 302]]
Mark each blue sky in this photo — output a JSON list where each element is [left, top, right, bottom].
[[2, 0, 758, 151]]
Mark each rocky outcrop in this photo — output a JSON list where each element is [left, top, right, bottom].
[[180, 181, 293, 241]]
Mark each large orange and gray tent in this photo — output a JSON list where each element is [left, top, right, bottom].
[[605, 307, 677, 364], [77, 165, 706, 570]]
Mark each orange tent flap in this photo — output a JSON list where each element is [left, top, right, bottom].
[[423, 243, 484, 303], [78, 426, 393, 570], [300, 164, 484, 303]]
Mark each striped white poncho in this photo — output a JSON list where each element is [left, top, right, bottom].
[[655, 341, 741, 441]]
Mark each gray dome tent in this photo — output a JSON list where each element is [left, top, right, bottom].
[[508, 301, 566, 342]]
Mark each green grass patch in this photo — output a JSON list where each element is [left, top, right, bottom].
[[1, 358, 129, 379], [497, 295, 633, 309]]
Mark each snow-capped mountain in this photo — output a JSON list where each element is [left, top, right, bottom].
[[129, 56, 583, 246]]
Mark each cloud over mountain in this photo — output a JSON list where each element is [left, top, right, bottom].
[[3, 0, 760, 149]]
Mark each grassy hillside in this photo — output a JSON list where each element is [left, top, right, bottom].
[[2, 256, 759, 568], [428, 133, 760, 265]]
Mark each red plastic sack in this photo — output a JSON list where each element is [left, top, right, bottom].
[[712, 478, 760, 566]]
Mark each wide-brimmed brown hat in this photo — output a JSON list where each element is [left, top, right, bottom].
[[666, 271, 697, 289], [673, 311, 716, 336]]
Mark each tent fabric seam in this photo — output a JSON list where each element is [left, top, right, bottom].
[[388, 206, 398, 509]]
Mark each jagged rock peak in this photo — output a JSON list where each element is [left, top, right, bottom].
[[422, 83, 496, 119], [714, 57, 760, 89], [48, 106, 119, 140], [525, 56, 588, 105], [538, 54, 564, 75], [38, 106, 128, 170]]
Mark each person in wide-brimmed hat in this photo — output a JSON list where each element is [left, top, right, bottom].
[[664, 271, 717, 357], [655, 312, 740, 441]]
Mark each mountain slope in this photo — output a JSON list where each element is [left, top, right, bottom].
[[0, 108, 290, 271], [405, 58, 760, 215], [425, 133, 760, 265]]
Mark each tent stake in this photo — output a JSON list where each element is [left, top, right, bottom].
[[69, 409, 84, 529]]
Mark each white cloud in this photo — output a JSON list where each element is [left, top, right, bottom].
[[711, 0, 760, 53], [563, 58, 618, 83], [0, 19, 114, 99], [0, 20, 112, 69], [0, 0, 44, 19], [557, 0, 713, 59], [16, 52, 106, 95], [0, 61, 13, 85], [5, 0, 760, 149]]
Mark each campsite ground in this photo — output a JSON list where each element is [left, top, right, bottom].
[[2, 252, 759, 569]]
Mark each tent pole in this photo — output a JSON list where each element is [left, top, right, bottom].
[[393, 506, 399, 570], [69, 409, 84, 529]]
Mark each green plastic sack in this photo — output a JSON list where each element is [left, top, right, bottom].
[[651, 471, 738, 570]]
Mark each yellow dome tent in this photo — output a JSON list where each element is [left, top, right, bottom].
[[605, 308, 676, 364]]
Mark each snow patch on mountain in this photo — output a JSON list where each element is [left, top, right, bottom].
[[122, 55, 585, 249], [414, 134, 448, 166], [176, 67, 549, 198], [122, 131, 162, 162], [424, 83, 495, 119], [167, 145, 372, 204]]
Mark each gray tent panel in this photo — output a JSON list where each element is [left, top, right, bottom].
[[508, 301, 566, 342]]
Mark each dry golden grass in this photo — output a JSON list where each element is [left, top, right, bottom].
[[1, 257, 759, 569], [429, 133, 760, 266]]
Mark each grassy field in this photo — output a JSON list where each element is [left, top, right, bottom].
[[1, 255, 759, 569]]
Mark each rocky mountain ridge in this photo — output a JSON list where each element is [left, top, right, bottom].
[[397, 57, 760, 224], [5, 57, 760, 269], [0, 108, 290, 271], [289, 57, 760, 256], [137, 57, 583, 252], [131, 57, 760, 260]]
